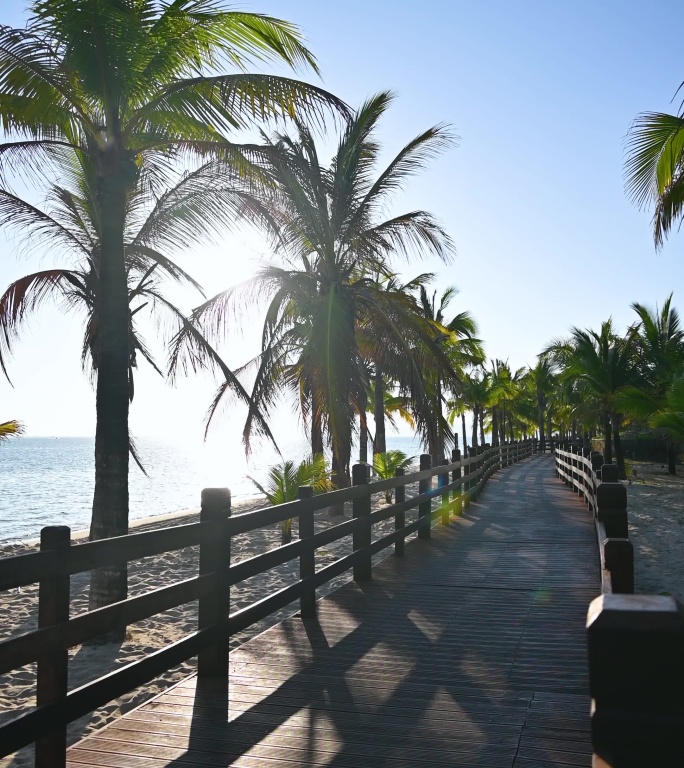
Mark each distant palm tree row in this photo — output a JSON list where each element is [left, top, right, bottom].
[[451, 296, 684, 482]]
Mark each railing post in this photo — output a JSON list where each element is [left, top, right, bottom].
[[298, 485, 316, 618], [597, 465, 627, 538], [604, 539, 635, 594], [352, 463, 372, 580], [451, 448, 462, 516], [418, 454, 432, 539], [587, 594, 684, 766], [198, 488, 231, 682], [439, 459, 450, 525], [394, 467, 405, 556], [462, 454, 471, 505], [35, 526, 70, 768]]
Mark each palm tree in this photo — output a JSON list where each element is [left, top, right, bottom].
[[416, 285, 482, 460], [446, 392, 469, 456], [488, 360, 521, 446], [0, 420, 24, 441], [458, 370, 490, 451], [0, 0, 345, 606], [176, 93, 456, 497], [364, 273, 460, 461], [249, 454, 333, 543], [548, 321, 638, 477], [372, 450, 413, 503], [0, 155, 278, 476], [620, 295, 684, 473], [525, 357, 557, 451], [625, 107, 684, 247]]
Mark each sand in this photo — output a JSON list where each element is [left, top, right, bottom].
[[625, 461, 684, 602], [0, 484, 422, 768]]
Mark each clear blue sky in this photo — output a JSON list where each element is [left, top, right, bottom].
[[1, 0, 683, 447]]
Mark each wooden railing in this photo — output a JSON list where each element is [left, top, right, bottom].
[[0, 440, 534, 767], [555, 446, 633, 594], [555, 445, 684, 768]]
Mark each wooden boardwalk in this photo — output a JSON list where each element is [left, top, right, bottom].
[[67, 454, 599, 768]]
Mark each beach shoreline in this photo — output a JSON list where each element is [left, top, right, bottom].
[[2, 495, 267, 551]]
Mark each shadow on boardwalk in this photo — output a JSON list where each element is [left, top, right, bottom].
[[68, 454, 599, 768]]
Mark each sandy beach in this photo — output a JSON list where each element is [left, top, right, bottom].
[[626, 461, 684, 602], [0, 484, 422, 768]]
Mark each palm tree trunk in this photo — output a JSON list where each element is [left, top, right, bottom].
[[547, 410, 553, 449], [613, 417, 626, 479], [311, 388, 324, 455], [537, 395, 546, 453], [499, 403, 506, 445], [491, 408, 499, 447], [667, 441, 678, 475], [461, 412, 467, 457], [330, 438, 351, 515], [434, 378, 444, 461], [538, 403, 546, 452], [602, 412, 613, 464], [373, 367, 386, 455], [471, 408, 479, 450], [359, 388, 368, 463], [479, 409, 485, 446], [89, 159, 132, 612]]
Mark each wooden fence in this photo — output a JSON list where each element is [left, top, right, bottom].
[[0, 440, 533, 768], [555, 446, 684, 768]]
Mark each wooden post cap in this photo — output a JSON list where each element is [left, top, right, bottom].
[[352, 463, 368, 485], [601, 464, 619, 482], [40, 526, 71, 547], [587, 594, 683, 631]]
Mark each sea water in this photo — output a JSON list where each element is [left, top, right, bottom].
[[0, 434, 422, 542]]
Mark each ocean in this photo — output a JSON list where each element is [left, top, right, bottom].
[[0, 434, 423, 542]]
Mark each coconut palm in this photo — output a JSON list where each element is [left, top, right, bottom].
[[487, 360, 522, 446], [364, 273, 461, 461], [625, 108, 684, 247], [0, 153, 280, 607], [0, 154, 267, 391], [249, 454, 333, 543], [175, 93, 456, 496], [372, 450, 413, 503], [618, 295, 684, 473], [524, 357, 557, 451], [446, 392, 469, 456], [0, 0, 346, 605], [0, 420, 24, 441], [457, 370, 490, 451], [416, 285, 482, 460], [548, 321, 638, 477]]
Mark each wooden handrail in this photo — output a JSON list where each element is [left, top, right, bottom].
[[554, 444, 633, 597], [0, 438, 536, 766], [553, 444, 684, 766]]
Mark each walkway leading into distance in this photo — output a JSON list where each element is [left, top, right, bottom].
[[67, 454, 599, 768]]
